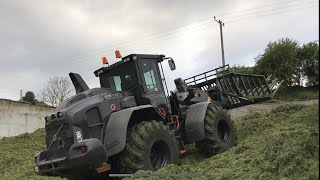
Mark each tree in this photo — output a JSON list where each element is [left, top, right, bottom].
[[39, 76, 75, 107], [229, 65, 255, 74], [22, 91, 37, 105], [297, 41, 319, 86], [254, 38, 300, 86]]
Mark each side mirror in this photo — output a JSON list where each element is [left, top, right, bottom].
[[168, 59, 176, 71]]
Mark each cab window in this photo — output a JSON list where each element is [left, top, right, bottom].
[[100, 61, 137, 92], [141, 59, 162, 92]]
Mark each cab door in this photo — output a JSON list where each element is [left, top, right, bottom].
[[137, 58, 168, 115]]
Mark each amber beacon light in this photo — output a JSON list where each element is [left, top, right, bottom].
[[101, 56, 108, 64], [115, 50, 122, 58]]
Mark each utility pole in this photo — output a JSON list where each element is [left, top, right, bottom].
[[19, 90, 23, 101], [214, 16, 225, 67]]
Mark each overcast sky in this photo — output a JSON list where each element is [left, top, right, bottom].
[[0, 0, 319, 100]]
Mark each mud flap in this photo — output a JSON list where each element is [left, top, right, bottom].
[[104, 105, 163, 157], [184, 102, 210, 143]]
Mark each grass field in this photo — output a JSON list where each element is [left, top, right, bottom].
[[0, 104, 318, 180]]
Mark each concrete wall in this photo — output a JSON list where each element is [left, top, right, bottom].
[[0, 99, 54, 139]]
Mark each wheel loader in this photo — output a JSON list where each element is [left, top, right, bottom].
[[34, 52, 282, 179]]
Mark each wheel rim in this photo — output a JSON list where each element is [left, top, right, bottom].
[[150, 140, 170, 169], [217, 119, 230, 143]]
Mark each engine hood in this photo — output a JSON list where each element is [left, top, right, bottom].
[[56, 88, 115, 111]]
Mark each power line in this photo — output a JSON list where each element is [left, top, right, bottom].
[[42, 0, 312, 58], [0, 22, 217, 79], [0, 1, 318, 80], [225, 4, 318, 24], [1, 3, 317, 97], [40, 1, 320, 65], [106, 3, 318, 53], [82, 5, 318, 84], [222, 0, 317, 21], [0, 2, 315, 76], [1, 0, 309, 67], [219, 0, 315, 17], [27, 0, 317, 70]]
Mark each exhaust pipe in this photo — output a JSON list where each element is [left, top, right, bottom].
[[69, 73, 89, 94]]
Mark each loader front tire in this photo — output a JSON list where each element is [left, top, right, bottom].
[[117, 120, 180, 173], [196, 105, 237, 157]]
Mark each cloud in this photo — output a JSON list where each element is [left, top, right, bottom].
[[0, 0, 318, 100]]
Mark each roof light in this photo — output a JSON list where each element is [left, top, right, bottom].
[[115, 50, 122, 58], [101, 57, 108, 64]]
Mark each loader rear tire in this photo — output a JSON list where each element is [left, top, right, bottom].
[[196, 105, 237, 157], [117, 120, 180, 173]]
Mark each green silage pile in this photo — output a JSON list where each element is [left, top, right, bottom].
[[133, 104, 319, 180], [0, 104, 318, 180], [0, 129, 62, 180]]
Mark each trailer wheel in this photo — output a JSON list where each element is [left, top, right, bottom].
[[117, 120, 180, 173], [196, 105, 237, 157]]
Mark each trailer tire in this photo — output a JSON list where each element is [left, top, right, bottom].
[[117, 120, 179, 173], [195, 105, 237, 157]]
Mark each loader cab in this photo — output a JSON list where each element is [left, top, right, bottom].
[[94, 54, 168, 112]]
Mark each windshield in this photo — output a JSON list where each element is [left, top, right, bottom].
[[100, 61, 137, 92]]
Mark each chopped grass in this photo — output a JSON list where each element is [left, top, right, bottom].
[[0, 129, 64, 180], [131, 104, 319, 180], [274, 85, 319, 101], [0, 104, 318, 180]]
